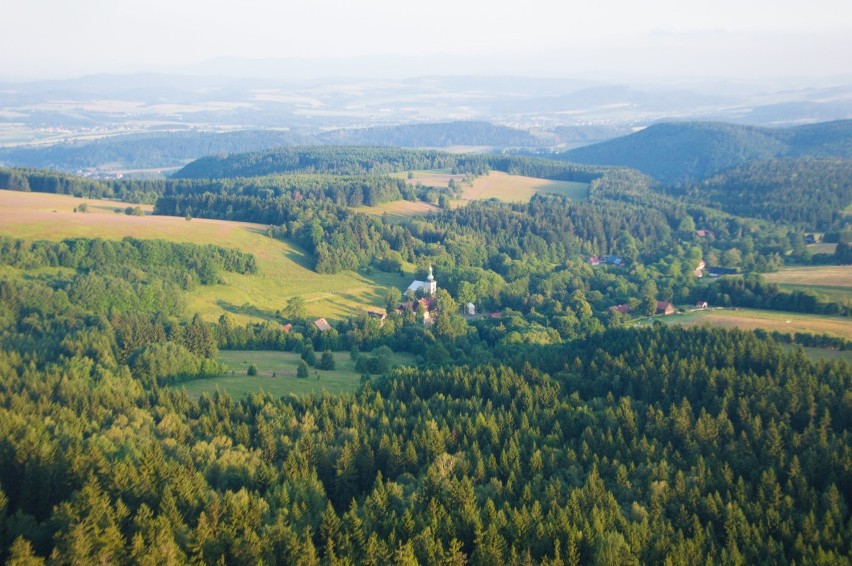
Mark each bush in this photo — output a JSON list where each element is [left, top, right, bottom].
[[301, 347, 316, 367], [320, 350, 336, 370], [297, 360, 310, 378], [247, 363, 258, 376]]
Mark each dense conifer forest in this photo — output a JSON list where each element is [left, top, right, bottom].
[[0, 143, 850, 563]]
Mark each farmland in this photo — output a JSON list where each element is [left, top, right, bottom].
[[354, 199, 439, 222], [762, 265, 852, 304], [643, 306, 852, 341], [0, 189, 403, 323], [396, 169, 589, 204], [176, 349, 417, 398]]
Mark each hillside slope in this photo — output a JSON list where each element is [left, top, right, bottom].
[[318, 120, 547, 148], [559, 119, 852, 183]]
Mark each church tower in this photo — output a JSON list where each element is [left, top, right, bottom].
[[426, 265, 437, 296]]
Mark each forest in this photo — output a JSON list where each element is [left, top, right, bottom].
[[0, 143, 850, 564]]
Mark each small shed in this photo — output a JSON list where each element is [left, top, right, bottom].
[[696, 301, 709, 309], [466, 302, 475, 316], [313, 318, 332, 332]]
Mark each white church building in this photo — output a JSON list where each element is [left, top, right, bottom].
[[406, 265, 437, 297]]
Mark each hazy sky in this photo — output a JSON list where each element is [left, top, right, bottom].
[[3, 0, 852, 80]]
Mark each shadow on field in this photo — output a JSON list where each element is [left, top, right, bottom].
[[217, 300, 280, 321]]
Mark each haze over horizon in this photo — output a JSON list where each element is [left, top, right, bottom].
[[4, 0, 852, 82]]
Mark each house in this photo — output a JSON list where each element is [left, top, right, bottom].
[[489, 311, 503, 319], [695, 229, 715, 238], [696, 301, 709, 309], [609, 304, 632, 314], [708, 266, 737, 277], [656, 301, 675, 315], [804, 234, 818, 244], [313, 318, 332, 332], [467, 302, 475, 316], [281, 323, 293, 333], [589, 256, 603, 266], [605, 255, 624, 266], [395, 297, 436, 324]]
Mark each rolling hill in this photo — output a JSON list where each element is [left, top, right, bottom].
[[558, 119, 852, 183], [317, 120, 548, 148]]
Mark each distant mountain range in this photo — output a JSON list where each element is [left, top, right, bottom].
[[558, 120, 852, 183]]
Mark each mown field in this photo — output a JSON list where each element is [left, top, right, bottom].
[[354, 199, 439, 222], [762, 265, 852, 304], [641, 307, 852, 341], [395, 170, 588, 205], [176, 350, 417, 398], [460, 171, 588, 203], [0, 190, 405, 324]]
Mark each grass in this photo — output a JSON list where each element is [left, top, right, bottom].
[[642, 307, 852, 341], [354, 200, 439, 222], [0, 189, 407, 324], [806, 243, 837, 255], [780, 345, 852, 364], [393, 170, 589, 206], [762, 265, 852, 288], [460, 171, 588, 203], [175, 350, 417, 399], [762, 265, 852, 304]]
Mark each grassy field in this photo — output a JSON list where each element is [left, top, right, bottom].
[[460, 171, 588, 203], [354, 200, 439, 222], [762, 265, 852, 304], [641, 307, 852, 341], [0, 190, 406, 324], [175, 350, 417, 398], [806, 243, 837, 255], [395, 170, 588, 205], [780, 345, 852, 364]]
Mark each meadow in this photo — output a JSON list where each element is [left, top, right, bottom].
[[176, 349, 417, 398], [762, 265, 852, 304], [395, 169, 589, 205], [0, 190, 405, 324], [641, 306, 852, 341], [353, 199, 439, 222]]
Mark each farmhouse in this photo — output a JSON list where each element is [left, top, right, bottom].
[[281, 323, 292, 333], [695, 229, 715, 238], [590, 255, 624, 266], [313, 318, 332, 332], [656, 301, 675, 315]]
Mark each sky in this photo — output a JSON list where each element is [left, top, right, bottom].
[[3, 0, 852, 80]]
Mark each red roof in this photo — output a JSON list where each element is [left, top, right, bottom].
[[313, 318, 332, 331], [281, 323, 292, 333], [609, 304, 631, 313]]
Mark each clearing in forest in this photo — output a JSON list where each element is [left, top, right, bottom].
[[0, 189, 404, 324], [396, 170, 589, 204], [176, 350, 416, 398]]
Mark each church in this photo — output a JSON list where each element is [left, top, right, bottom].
[[405, 265, 437, 297], [397, 266, 438, 324]]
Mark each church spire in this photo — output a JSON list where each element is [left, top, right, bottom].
[[427, 264, 434, 281]]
